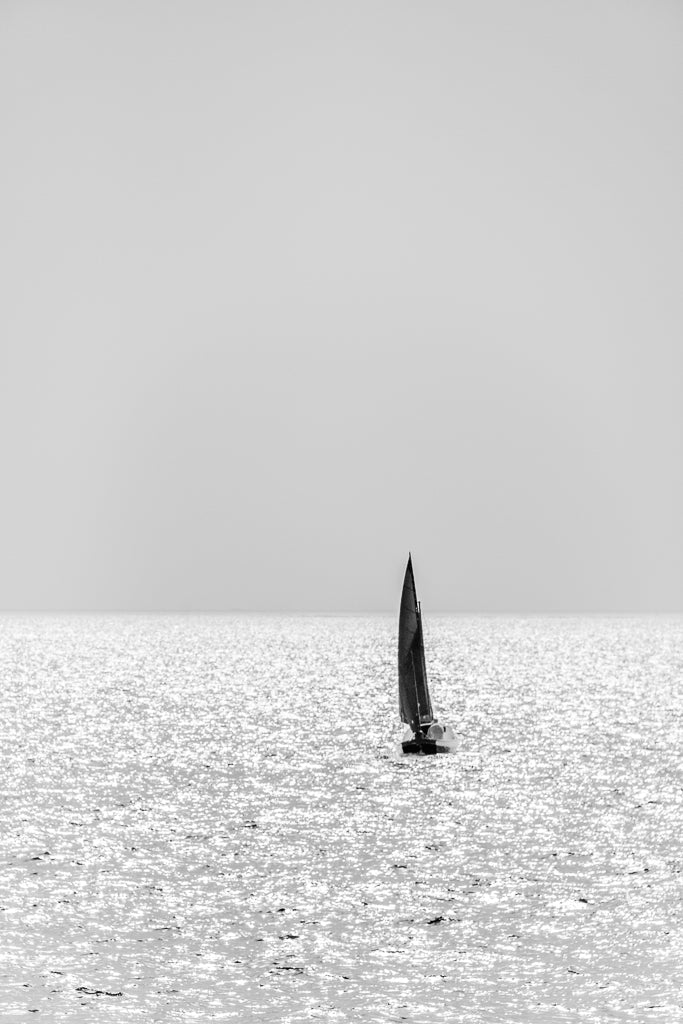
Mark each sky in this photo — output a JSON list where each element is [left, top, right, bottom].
[[2, 0, 682, 612]]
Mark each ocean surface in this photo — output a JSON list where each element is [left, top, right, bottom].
[[1, 614, 682, 1023]]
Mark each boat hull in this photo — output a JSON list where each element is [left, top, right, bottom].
[[402, 738, 443, 755], [400, 722, 458, 755]]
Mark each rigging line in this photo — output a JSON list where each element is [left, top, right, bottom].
[[410, 648, 422, 728]]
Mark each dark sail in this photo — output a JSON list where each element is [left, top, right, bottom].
[[398, 554, 434, 734]]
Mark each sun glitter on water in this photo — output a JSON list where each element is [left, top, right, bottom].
[[1, 613, 682, 1022]]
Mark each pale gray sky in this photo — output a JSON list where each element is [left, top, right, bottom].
[[2, 0, 682, 611]]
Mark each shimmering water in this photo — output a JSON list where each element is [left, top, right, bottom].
[[1, 614, 682, 1022]]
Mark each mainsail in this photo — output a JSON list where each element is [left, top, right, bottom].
[[398, 554, 434, 734]]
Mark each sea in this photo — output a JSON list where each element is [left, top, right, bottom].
[[1, 614, 682, 1023]]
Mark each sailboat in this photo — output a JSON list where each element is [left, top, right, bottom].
[[398, 554, 456, 755]]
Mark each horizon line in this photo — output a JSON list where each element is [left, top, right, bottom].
[[1, 608, 681, 617]]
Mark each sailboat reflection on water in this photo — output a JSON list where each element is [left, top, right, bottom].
[[398, 554, 457, 755]]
